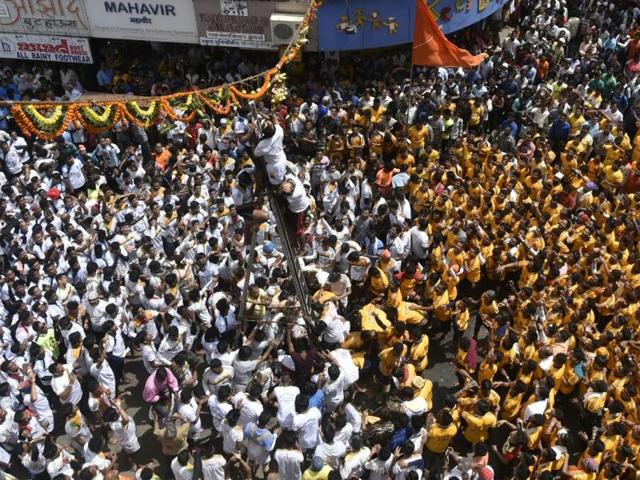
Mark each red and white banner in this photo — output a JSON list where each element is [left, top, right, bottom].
[[0, 32, 92, 63]]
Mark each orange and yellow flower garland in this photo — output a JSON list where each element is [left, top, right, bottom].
[[7, 0, 323, 141]]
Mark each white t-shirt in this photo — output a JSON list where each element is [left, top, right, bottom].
[[345, 402, 363, 433], [208, 396, 232, 432], [274, 385, 300, 428], [314, 440, 347, 469], [47, 451, 75, 478], [341, 447, 371, 479], [171, 457, 194, 480], [409, 226, 430, 259], [109, 417, 140, 453], [523, 399, 548, 421], [233, 359, 258, 390], [178, 399, 203, 438], [329, 349, 359, 387], [202, 454, 226, 480], [157, 337, 183, 365], [2, 147, 22, 174], [90, 362, 116, 398], [322, 373, 345, 411], [64, 158, 86, 189], [292, 407, 321, 450], [392, 453, 424, 480], [254, 125, 287, 185], [51, 365, 82, 405], [221, 420, 244, 454], [202, 366, 233, 395], [402, 396, 428, 416], [24, 386, 54, 433], [337, 420, 356, 447], [274, 449, 304, 480], [366, 456, 395, 480], [283, 174, 310, 213], [233, 393, 263, 427]]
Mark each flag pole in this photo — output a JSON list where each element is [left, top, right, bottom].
[[407, 59, 415, 124]]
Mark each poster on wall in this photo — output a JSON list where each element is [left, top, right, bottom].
[[0, 33, 92, 63], [0, 0, 90, 36], [318, 0, 505, 51], [317, 0, 415, 51], [220, 0, 248, 16], [87, 0, 198, 43], [430, 0, 505, 34], [194, 0, 309, 50]]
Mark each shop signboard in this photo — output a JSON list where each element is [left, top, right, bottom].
[[0, 0, 90, 36], [195, 0, 310, 50], [0, 32, 92, 63], [87, 0, 199, 43]]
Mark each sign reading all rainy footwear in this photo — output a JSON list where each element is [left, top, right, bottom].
[[0, 33, 92, 63], [87, 0, 198, 43]]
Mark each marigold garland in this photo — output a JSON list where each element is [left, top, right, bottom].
[[4, 0, 322, 140], [229, 70, 274, 100], [162, 100, 197, 123], [12, 104, 76, 140], [212, 99, 232, 115], [76, 104, 122, 133], [199, 91, 229, 113], [123, 101, 163, 128], [162, 94, 199, 123]]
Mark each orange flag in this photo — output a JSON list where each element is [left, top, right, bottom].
[[412, 0, 487, 68]]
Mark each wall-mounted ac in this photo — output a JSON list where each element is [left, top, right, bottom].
[[270, 13, 305, 45]]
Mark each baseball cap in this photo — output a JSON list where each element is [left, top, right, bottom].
[[310, 457, 324, 472], [381, 249, 391, 260], [263, 242, 275, 254]]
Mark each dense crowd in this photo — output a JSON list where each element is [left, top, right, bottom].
[[1, 0, 640, 479]]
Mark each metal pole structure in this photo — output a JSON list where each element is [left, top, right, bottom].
[[407, 55, 415, 124], [237, 225, 259, 330], [267, 195, 313, 322]]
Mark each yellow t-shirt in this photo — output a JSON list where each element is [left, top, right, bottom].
[[303, 466, 333, 480], [603, 164, 623, 185], [410, 335, 429, 371], [370, 106, 387, 124], [568, 113, 586, 135], [432, 290, 451, 321], [501, 391, 524, 421], [426, 423, 458, 453], [398, 302, 425, 325], [370, 269, 389, 296], [408, 125, 428, 149], [455, 307, 470, 331], [462, 411, 496, 443], [466, 255, 482, 284], [360, 304, 391, 332], [470, 103, 484, 126]]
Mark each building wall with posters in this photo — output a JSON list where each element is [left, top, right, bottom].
[[0, 0, 504, 65]]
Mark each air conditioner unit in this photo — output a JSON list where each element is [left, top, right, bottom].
[[270, 13, 305, 45]]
